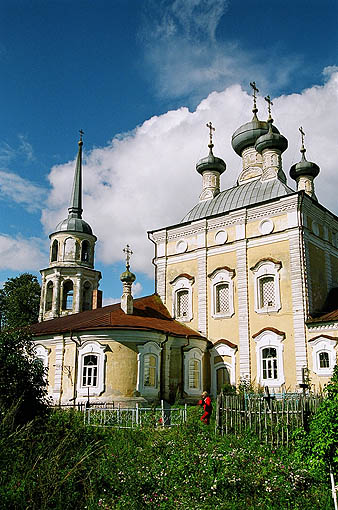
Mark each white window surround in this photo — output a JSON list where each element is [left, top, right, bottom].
[[184, 347, 203, 396], [209, 268, 235, 319], [251, 259, 281, 314], [210, 342, 236, 396], [171, 275, 194, 322], [310, 336, 337, 377], [254, 329, 285, 388], [137, 342, 162, 396], [77, 341, 106, 397]]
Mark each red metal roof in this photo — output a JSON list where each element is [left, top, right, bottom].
[[31, 294, 205, 339], [307, 309, 338, 324]]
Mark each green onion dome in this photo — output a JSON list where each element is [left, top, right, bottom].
[[290, 149, 320, 181], [232, 114, 280, 156], [196, 145, 226, 175], [255, 119, 288, 154], [120, 268, 136, 283], [54, 217, 93, 235]]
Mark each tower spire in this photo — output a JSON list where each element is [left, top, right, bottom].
[[68, 130, 84, 219]]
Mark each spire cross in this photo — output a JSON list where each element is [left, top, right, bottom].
[[79, 129, 84, 141], [299, 126, 305, 149], [250, 81, 259, 112], [123, 244, 133, 270], [206, 121, 215, 147], [264, 95, 273, 120]]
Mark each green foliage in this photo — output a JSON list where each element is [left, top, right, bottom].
[[0, 327, 47, 423], [0, 409, 331, 509], [0, 273, 41, 330]]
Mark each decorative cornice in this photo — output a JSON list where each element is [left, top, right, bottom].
[[250, 258, 282, 272], [169, 273, 195, 285], [213, 338, 238, 351], [207, 266, 236, 279], [252, 327, 286, 340], [308, 334, 338, 343]]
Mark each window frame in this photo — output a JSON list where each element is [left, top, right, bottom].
[[184, 347, 203, 396], [209, 268, 235, 319], [77, 341, 106, 397], [62, 280, 74, 311], [254, 329, 285, 388], [171, 276, 194, 322], [309, 336, 337, 377], [137, 342, 161, 397], [45, 281, 53, 312], [251, 260, 281, 314]]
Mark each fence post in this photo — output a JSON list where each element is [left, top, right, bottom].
[[161, 400, 165, 427], [136, 403, 139, 427]]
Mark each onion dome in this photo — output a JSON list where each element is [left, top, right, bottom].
[[232, 114, 280, 156], [120, 268, 136, 283], [290, 129, 320, 181], [196, 144, 226, 175], [54, 132, 93, 235], [255, 119, 288, 154]]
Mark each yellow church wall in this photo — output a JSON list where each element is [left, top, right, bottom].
[[206, 224, 237, 246], [60, 342, 77, 402], [105, 342, 138, 398], [308, 242, 327, 313], [46, 343, 56, 391], [246, 213, 287, 239], [247, 240, 297, 390]]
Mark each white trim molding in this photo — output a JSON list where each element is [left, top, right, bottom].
[[254, 329, 285, 388], [309, 336, 337, 377], [137, 341, 162, 397], [209, 267, 235, 319], [35, 344, 50, 369], [251, 259, 282, 314], [171, 275, 194, 322], [77, 341, 106, 397]]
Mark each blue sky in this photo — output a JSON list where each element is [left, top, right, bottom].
[[1, 0, 338, 304]]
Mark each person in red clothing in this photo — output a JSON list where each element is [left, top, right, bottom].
[[198, 391, 212, 425]]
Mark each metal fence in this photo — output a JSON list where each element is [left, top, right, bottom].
[[84, 401, 187, 429], [216, 393, 323, 446]]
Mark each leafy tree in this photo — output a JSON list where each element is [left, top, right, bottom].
[[0, 273, 41, 331], [0, 326, 47, 423]]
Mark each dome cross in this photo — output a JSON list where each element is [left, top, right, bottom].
[[206, 121, 215, 149], [250, 81, 259, 115], [264, 95, 273, 121], [299, 126, 306, 152], [123, 244, 133, 270]]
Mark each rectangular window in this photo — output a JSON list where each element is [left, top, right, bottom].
[[262, 348, 278, 380], [144, 354, 157, 387], [189, 359, 200, 389], [82, 355, 98, 387], [177, 290, 189, 318], [215, 283, 230, 314], [259, 276, 275, 308], [319, 352, 330, 368]]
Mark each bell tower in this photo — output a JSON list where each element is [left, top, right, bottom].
[[39, 132, 102, 321]]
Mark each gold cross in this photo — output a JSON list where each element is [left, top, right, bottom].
[[79, 129, 84, 141], [206, 121, 215, 147], [250, 81, 259, 110], [264, 95, 273, 119], [123, 244, 133, 269]]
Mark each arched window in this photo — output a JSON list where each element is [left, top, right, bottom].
[[143, 354, 157, 387], [251, 260, 282, 313], [216, 366, 230, 393], [51, 240, 58, 262], [82, 281, 92, 311], [209, 267, 235, 318], [309, 336, 337, 376], [64, 237, 76, 260], [82, 354, 98, 387], [262, 347, 278, 381], [62, 280, 73, 310], [189, 358, 201, 389], [45, 281, 53, 311], [81, 240, 90, 263], [171, 275, 194, 322]]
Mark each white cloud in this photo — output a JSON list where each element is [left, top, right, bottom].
[[18, 134, 35, 161], [133, 281, 143, 297], [141, 0, 299, 103], [41, 72, 338, 278], [0, 170, 45, 212], [0, 234, 47, 271]]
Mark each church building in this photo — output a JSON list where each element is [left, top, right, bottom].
[[32, 84, 338, 405]]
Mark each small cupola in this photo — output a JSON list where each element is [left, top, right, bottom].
[[120, 244, 136, 315], [255, 95, 288, 182], [231, 82, 280, 184], [290, 127, 320, 200], [196, 121, 226, 202]]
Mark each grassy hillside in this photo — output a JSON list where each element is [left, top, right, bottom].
[[0, 406, 332, 510]]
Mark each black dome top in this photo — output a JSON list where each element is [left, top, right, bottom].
[[196, 147, 226, 175], [290, 152, 320, 181], [232, 115, 280, 156], [255, 120, 288, 154]]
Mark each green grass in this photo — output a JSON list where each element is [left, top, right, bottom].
[[0, 406, 332, 510]]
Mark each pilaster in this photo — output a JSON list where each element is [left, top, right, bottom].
[[236, 239, 250, 379]]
